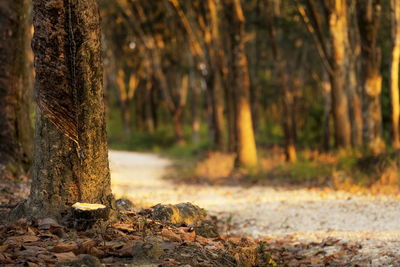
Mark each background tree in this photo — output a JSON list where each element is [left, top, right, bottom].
[[0, 0, 33, 177], [357, 0, 385, 154], [390, 0, 400, 149], [223, 0, 258, 167]]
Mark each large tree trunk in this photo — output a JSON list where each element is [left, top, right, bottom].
[[329, 0, 352, 148], [390, 0, 400, 149], [0, 0, 33, 177], [357, 0, 385, 154], [226, 0, 258, 168], [18, 0, 114, 219]]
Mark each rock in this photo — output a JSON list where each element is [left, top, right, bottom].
[[56, 255, 101, 267], [116, 198, 134, 211], [152, 203, 206, 226]]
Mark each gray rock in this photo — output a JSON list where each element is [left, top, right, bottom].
[[116, 198, 134, 211]]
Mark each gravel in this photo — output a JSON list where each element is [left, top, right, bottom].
[[109, 150, 400, 266]]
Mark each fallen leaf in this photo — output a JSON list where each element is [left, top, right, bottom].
[[113, 222, 134, 232], [54, 252, 76, 261], [161, 229, 181, 242], [50, 242, 78, 253], [38, 218, 60, 230], [6, 235, 40, 243], [0, 244, 9, 252]]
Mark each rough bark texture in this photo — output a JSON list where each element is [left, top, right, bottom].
[[0, 0, 33, 176], [357, 0, 385, 154], [21, 0, 114, 219], [225, 0, 258, 168], [390, 0, 400, 149]]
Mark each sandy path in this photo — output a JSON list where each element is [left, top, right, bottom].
[[109, 150, 400, 265]]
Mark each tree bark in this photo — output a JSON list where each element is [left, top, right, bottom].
[[115, 69, 132, 136], [0, 0, 33, 177], [225, 0, 258, 168], [190, 71, 201, 145], [20, 0, 114, 219], [267, 0, 297, 162], [390, 0, 400, 149], [347, 1, 363, 147], [357, 0, 385, 154], [144, 80, 155, 133], [329, 0, 352, 148]]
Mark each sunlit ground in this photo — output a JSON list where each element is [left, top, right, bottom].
[[109, 150, 400, 263]]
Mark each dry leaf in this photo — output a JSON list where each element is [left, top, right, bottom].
[[6, 235, 40, 243], [161, 229, 181, 242], [50, 242, 78, 253], [54, 252, 76, 261], [0, 244, 9, 252]]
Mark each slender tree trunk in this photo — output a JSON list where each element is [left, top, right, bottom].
[[226, 0, 258, 168], [172, 109, 186, 146], [348, 55, 363, 147], [190, 71, 201, 145], [329, 0, 352, 148], [390, 0, 400, 149], [205, 72, 226, 151], [18, 0, 114, 219], [0, 0, 33, 177], [347, 2, 363, 147], [144, 81, 155, 134], [267, 0, 297, 162], [150, 83, 159, 130], [135, 87, 145, 132], [321, 72, 332, 151], [357, 0, 385, 154]]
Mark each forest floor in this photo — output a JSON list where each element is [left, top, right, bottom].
[[110, 150, 400, 266]]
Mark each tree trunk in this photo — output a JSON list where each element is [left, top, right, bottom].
[[347, 2, 363, 147], [19, 0, 114, 219], [267, 0, 297, 162], [357, 0, 385, 154], [329, 0, 352, 148], [190, 72, 201, 145], [135, 87, 145, 132], [390, 0, 400, 149], [321, 72, 332, 151], [205, 72, 226, 151], [115, 68, 132, 136], [226, 0, 258, 168], [145, 80, 155, 133], [172, 109, 186, 146], [0, 0, 33, 177]]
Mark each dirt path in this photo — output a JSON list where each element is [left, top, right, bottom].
[[110, 150, 400, 266]]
